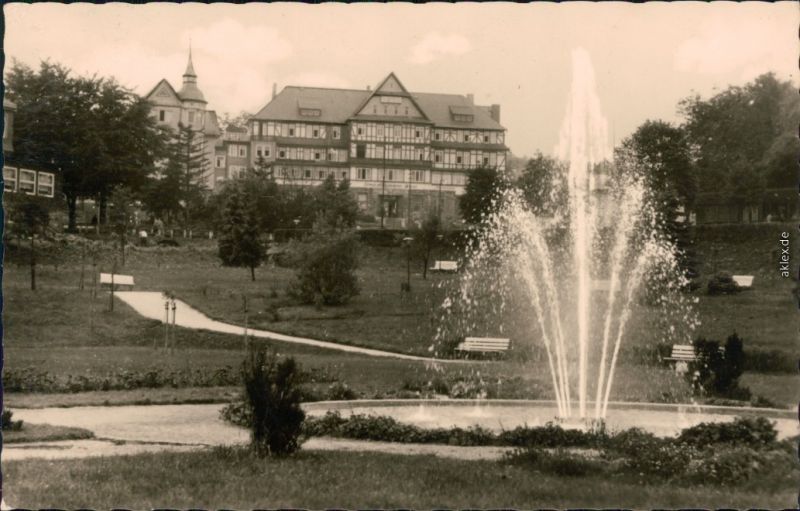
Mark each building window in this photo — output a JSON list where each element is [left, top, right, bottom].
[[304, 169, 312, 179], [159, 110, 165, 122], [216, 156, 225, 168], [483, 157, 489, 165], [238, 146, 247, 157], [264, 149, 271, 158], [356, 144, 366, 158], [456, 156, 463, 164], [410, 170, 425, 182], [3, 166, 16, 192], [289, 128, 295, 136], [313, 129, 319, 138], [256, 148, 262, 157], [18, 169, 36, 195], [279, 150, 286, 158], [434, 132, 441, 141], [435, 154, 442, 163], [318, 170, 325, 179], [357, 168, 370, 180], [415, 130, 421, 138], [314, 152, 321, 160], [333, 128, 340, 139], [357, 127, 363, 135], [484, 135, 490, 143], [341, 170, 348, 179]]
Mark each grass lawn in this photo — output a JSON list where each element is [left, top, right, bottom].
[[3, 422, 94, 443], [3, 222, 796, 408], [3, 447, 795, 508]]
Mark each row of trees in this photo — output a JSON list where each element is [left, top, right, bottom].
[[6, 60, 223, 233]]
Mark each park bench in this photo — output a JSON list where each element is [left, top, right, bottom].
[[430, 260, 458, 272], [663, 344, 724, 374], [731, 275, 754, 289], [455, 337, 511, 358], [99, 273, 135, 290]]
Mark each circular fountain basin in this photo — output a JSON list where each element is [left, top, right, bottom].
[[303, 399, 798, 439]]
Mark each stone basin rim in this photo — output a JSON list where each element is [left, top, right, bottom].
[[302, 398, 795, 419]]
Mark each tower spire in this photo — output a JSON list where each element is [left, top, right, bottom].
[[184, 42, 196, 79]]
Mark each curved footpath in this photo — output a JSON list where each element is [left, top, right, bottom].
[[4, 404, 510, 462], [115, 291, 460, 363]]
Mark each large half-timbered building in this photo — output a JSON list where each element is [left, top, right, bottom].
[[248, 73, 507, 228]]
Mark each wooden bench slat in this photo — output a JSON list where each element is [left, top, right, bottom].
[[99, 273, 135, 287]]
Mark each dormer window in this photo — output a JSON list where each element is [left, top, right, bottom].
[[299, 108, 321, 117], [298, 99, 322, 117], [449, 105, 474, 123]]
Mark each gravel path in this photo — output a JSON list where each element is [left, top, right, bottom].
[[5, 404, 511, 461], [115, 291, 452, 362]]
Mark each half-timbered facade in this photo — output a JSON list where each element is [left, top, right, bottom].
[[249, 73, 507, 228]]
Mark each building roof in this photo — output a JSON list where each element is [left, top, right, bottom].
[[251, 75, 505, 131], [252, 86, 371, 124], [414, 93, 502, 130]]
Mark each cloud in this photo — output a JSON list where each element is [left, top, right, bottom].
[[673, 18, 797, 82], [408, 32, 471, 65]]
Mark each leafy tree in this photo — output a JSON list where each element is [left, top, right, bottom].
[[616, 120, 697, 275], [679, 73, 798, 201], [412, 213, 441, 280], [217, 183, 264, 281], [241, 346, 306, 457], [458, 166, 509, 225], [8, 196, 51, 290], [516, 153, 568, 216], [5, 60, 166, 230], [142, 154, 183, 226], [312, 175, 358, 231], [289, 231, 360, 306]]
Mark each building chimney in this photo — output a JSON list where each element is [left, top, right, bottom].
[[466, 93, 474, 104], [489, 104, 501, 123], [272, 83, 277, 100]]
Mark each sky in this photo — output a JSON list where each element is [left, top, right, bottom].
[[4, 2, 797, 157]]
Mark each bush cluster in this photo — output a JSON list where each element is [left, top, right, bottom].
[[707, 272, 741, 295], [677, 416, 778, 448], [507, 417, 791, 486], [3, 367, 240, 393], [2, 410, 23, 431], [288, 232, 360, 306], [688, 333, 749, 399]]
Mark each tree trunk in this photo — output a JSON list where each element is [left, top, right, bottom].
[[66, 195, 78, 233], [99, 193, 108, 226], [250, 266, 256, 281], [30, 235, 36, 291], [119, 231, 126, 267]]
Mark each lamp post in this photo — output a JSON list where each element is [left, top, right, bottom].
[[402, 236, 413, 293]]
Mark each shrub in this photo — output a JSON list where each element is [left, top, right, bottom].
[[677, 417, 778, 449], [689, 333, 750, 399], [289, 231, 360, 306], [504, 447, 603, 477], [682, 446, 769, 485], [2, 410, 23, 431], [326, 382, 357, 401], [241, 346, 306, 457], [707, 272, 741, 295]]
